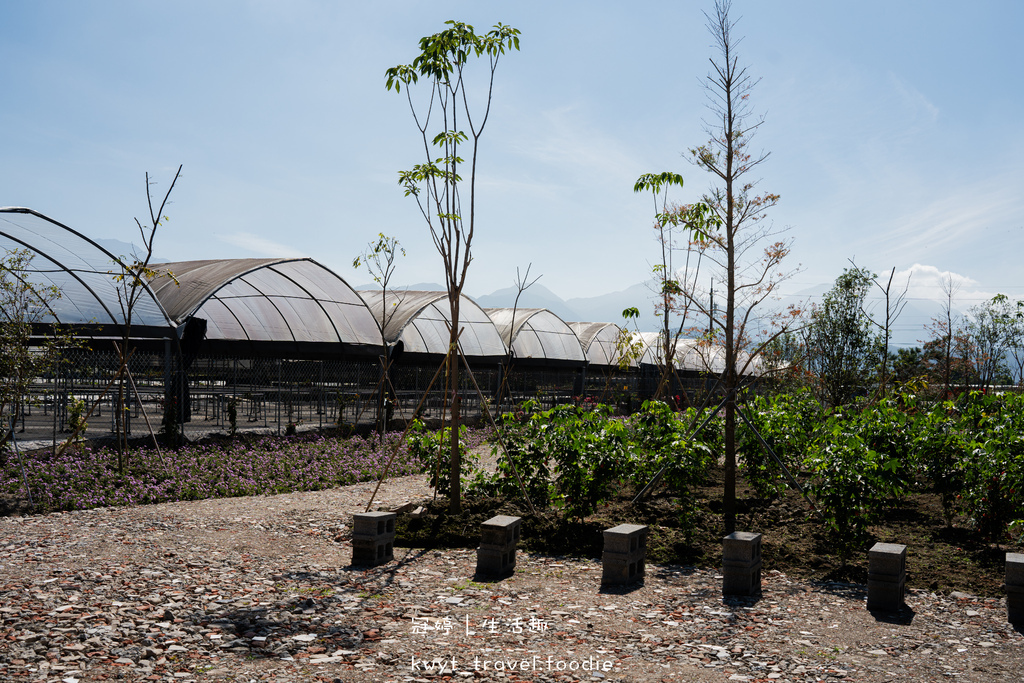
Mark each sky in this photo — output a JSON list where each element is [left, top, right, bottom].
[[2, 0, 1023, 345]]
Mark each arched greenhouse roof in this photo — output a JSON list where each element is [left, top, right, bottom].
[[0, 207, 172, 335], [568, 322, 626, 368], [633, 332, 668, 367], [358, 290, 507, 361], [148, 258, 383, 356], [634, 333, 762, 376], [486, 308, 586, 367]]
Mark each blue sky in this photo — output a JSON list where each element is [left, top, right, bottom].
[[3, 0, 1023, 342]]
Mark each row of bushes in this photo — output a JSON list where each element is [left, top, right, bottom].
[[738, 387, 1024, 552], [408, 399, 720, 521], [410, 389, 1024, 557]]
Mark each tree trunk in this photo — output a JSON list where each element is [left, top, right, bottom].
[[724, 395, 736, 534], [448, 307, 462, 513]]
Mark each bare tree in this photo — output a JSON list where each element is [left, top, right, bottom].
[[923, 274, 962, 399], [111, 166, 181, 461], [853, 260, 910, 395], [494, 264, 541, 410], [688, 0, 796, 533]]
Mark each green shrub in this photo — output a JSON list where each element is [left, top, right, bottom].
[[736, 389, 820, 499], [406, 420, 477, 495]]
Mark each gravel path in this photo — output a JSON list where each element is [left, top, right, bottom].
[[2, 472, 1022, 682]]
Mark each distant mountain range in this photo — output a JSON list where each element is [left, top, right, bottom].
[[359, 280, 965, 350]]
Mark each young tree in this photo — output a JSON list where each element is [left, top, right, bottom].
[[353, 233, 406, 434], [0, 249, 67, 448], [859, 263, 910, 395], [804, 267, 880, 406], [688, 0, 795, 532], [112, 166, 181, 461], [963, 294, 1021, 389], [633, 172, 719, 407], [758, 328, 812, 392], [386, 21, 520, 512]]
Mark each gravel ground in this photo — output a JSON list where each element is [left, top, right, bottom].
[[1, 472, 1022, 683]]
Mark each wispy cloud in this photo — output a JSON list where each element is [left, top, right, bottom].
[[216, 232, 307, 259], [888, 74, 940, 126], [506, 104, 647, 189], [881, 182, 1023, 256]]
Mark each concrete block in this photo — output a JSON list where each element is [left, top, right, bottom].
[[867, 577, 905, 612], [475, 516, 521, 577], [351, 537, 394, 566], [1006, 557, 1024, 623], [351, 511, 397, 567], [867, 542, 906, 612], [603, 524, 648, 555], [352, 511, 396, 538], [602, 524, 647, 586], [1006, 552, 1024, 587], [723, 560, 762, 596], [723, 532, 762, 565], [476, 546, 516, 577], [868, 543, 906, 579], [480, 515, 522, 547], [601, 553, 645, 585]]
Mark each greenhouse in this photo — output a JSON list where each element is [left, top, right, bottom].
[[568, 321, 625, 368], [1, 206, 741, 446], [485, 308, 586, 367], [0, 207, 172, 336], [357, 290, 507, 363], [485, 308, 587, 408], [149, 258, 382, 358], [355, 290, 511, 421]]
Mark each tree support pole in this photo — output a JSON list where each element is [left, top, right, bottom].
[[455, 338, 538, 517], [364, 331, 462, 512], [632, 389, 731, 503]]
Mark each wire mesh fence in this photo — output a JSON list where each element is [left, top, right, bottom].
[[7, 344, 716, 452]]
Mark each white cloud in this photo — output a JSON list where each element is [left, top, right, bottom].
[[888, 263, 1012, 311]]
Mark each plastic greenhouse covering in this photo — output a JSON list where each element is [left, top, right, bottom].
[[569, 321, 626, 367], [0, 208, 172, 330], [486, 308, 586, 365], [149, 258, 382, 346], [632, 332, 668, 367], [632, 332, 762, 376], [358, 290, 508, 360]]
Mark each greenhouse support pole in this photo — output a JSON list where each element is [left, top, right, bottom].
[[51, 355, 59, 455], [164, 338, 172, 431]]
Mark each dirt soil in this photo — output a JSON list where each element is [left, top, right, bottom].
[[397, 463, 1014, 598]]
